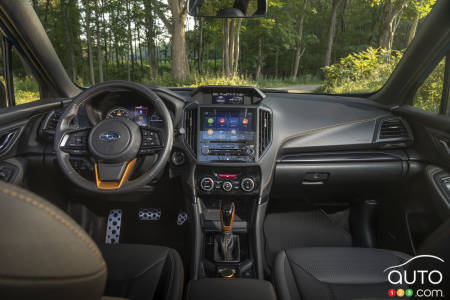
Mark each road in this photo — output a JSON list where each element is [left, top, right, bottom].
[[272, 84, 320, 93]]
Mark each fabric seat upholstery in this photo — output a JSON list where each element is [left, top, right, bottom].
[[101, 244, 184, 300], [274, 247, 411, 300], [0, 181, 184, 300]]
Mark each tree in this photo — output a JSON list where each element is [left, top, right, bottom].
[[406, 0, 435, 46], [198, 17, 205, 74], [82, 0, 95, 85], [376, 0, 412, 50], [60, 0, 76, 80], [291, 0, 308, 78], [143, 0, 158, 78], [323, 0, 344, 67], [94, 0, 104, 82], [153, 0, 190, 81]]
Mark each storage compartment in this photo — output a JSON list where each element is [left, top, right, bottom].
[[186, 278, 276, 300], [271, 160, 404, 202]]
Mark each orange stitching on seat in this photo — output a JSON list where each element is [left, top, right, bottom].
[[0, 186, 105, 266]]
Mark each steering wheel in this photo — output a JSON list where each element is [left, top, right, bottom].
[[54, 81, 174, 194]]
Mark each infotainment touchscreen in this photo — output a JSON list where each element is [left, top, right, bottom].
[[198, 107, 256, 162]]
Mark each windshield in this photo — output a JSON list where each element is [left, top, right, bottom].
[[29, 0, 436, 94]]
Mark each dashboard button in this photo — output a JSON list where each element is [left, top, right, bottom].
[[241, 178, 255, 192], [200, 177, 214, 192], [222, 181, 233, 192]]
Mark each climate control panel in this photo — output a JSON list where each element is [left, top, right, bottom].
[[196, 166, 260, 196]]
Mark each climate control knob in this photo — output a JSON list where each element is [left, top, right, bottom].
[[200, 177, 214, 192], [241, 178, 255, 192], [222, 181, 233, 192]]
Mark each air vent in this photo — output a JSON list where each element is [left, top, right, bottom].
[[184, 107, 198, 155], [40, 109, 64, 140], [259, 109, 272, 157], [379, 118, 409, 140], [376, 118, 413, 148]]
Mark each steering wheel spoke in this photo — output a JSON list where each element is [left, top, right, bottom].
[[59, 128, 90, 156], [139, 127, 163, 155], [94, 159, 137, 190]]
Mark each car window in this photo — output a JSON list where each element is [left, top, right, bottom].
[[11, 47, 40, 106], [412, 56, 446, 114], [0, 38, 40, 107]]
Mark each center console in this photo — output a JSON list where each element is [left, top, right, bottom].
[[186, 86, 270, 280], [186, 278, 277, 300], [195, 165, 260, 278]]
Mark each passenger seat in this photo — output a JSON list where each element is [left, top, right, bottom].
[[273, 219, 450, 300]]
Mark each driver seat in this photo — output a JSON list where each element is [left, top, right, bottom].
[[0, 181, 184, 300]]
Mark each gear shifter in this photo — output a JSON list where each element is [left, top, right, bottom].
[[221, 201, 235, 231], [220, 200, 236, 262]]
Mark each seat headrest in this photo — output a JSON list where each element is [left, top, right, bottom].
[[0, 181, 106, 300]]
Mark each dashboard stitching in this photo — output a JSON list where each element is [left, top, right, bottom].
[[262, 117, 379, 191]]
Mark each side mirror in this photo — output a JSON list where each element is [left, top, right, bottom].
[[188, 0, 267, 18]]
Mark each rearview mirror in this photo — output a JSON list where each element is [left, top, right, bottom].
[[188, 0, 267, 18]]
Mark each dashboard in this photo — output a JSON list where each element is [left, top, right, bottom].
[[36, 85, 414, 199]]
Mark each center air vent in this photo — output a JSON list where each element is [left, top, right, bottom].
[[40, 108, 64, 141], [258, 108, 272, 157], [184, 106, 198, 155]]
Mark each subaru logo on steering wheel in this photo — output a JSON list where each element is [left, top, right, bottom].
[[99, 131, 120, 142]]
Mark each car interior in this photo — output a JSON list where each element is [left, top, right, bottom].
[[0, 0, 449, 300]]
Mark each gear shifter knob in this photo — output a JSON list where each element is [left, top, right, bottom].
[[220, 201, 235, 231]]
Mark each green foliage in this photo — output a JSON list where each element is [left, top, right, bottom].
[[318, 47, 403, 94], [320, 47, 445, 113], [14, 77, 40, 105], [413, 58, 445, 113], [137, 72, 319, 89]]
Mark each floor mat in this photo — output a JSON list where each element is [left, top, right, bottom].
[[103, 180, 191, 270], [118, 205, 189, 264], [263, 210, 352, 267]]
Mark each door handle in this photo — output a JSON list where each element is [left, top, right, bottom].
[[439, 139, 450, 155], [0, 130, 17, 153]]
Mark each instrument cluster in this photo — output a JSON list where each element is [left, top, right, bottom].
[[105, 106, 163, 128]]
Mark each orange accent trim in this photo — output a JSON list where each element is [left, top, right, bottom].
[[94, 158, 137, 190], [220, 202, 235, 231], [218, 268, 236, 278], [221, 271, 235, 278]]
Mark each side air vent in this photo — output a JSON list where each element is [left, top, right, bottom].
[[184, 106, 198, 155], [40, 109, 64, 141], [379, 119, 409, 139], [376, 117, 413, 147], [259, 108, 272, 157]]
